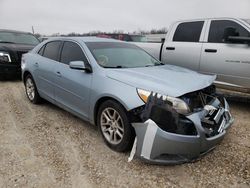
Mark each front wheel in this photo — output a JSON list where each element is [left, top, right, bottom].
[[25, 75, 41, 104], [97, 100, 134, 152]]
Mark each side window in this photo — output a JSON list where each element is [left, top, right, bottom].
[[208, 20, 250, 43], [43, 41, 62, 61], [173, 21, 204, 42], [38, 45, 45, 56], [60, 41, 88, 64]]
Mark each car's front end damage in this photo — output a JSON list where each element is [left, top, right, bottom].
[[130, 85, 234, 164]]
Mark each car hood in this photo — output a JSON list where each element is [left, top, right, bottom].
[[106, 65, 216, 97], [0, 43, 35, 52]]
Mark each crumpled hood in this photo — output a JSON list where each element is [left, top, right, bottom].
[[106, 65, 216, 97]]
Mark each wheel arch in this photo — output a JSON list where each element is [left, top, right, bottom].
[[22, 71, 32, 84], [93, 96, 129, 126]]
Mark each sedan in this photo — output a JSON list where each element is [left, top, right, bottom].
[[21, 37, 233, 164]]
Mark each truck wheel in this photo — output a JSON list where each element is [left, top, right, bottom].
[[25, 75, 41, 104], [97, 100, 134, 152]]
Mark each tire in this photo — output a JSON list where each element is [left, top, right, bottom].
[[24, 74, 42, 104], [97, 100, 135, 152]]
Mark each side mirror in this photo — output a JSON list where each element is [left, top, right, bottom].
[[223, 27, 250, 44], [223, 27, 238, 42], [69, 61, 92, 73]]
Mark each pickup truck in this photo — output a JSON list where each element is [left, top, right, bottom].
[[134, 18, 250, 93]]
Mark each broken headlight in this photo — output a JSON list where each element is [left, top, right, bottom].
[[0, 51, 11, 62], [137, 89, 191, 115]]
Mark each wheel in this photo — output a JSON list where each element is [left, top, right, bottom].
[[97, 100, 135, 152], [25, 74, 41, 104]]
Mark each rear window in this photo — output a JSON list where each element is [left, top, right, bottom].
[[173, 21, 204, 42]]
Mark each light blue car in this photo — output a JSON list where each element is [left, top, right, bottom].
[[21, 37, 233, 164]]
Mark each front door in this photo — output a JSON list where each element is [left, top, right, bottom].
[[200, 19, 250, 89], [54, 41, 92, 119]]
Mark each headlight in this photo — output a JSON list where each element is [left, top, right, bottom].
[[0, 51, 11, 62], [137, 88, 191, 115]]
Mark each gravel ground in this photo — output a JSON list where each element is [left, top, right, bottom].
[[0, 80, 249, 188]]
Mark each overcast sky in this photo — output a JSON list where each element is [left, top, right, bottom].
[[0, 0, 250, 35]]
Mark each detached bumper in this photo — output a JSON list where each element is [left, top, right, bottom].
[[132, 98, 234, 165]]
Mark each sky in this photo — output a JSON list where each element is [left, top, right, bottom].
[[0, 0, 250, 35]]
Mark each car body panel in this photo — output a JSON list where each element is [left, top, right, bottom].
[[34, 56, 57, 103], [132, 97, 234, 164], [200, 18, 250, 89], [106, 65, 216, 97], [54, 62, 93, 119]]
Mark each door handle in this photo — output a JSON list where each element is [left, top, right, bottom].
[[166, 47, 175, 50], [34, 62, 39, 67], [56, 71, 61, 77], [205, 49, 217, 53]]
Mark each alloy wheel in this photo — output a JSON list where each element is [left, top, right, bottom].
[[100, 107, 125, 145], [26, 77, 35, 101]]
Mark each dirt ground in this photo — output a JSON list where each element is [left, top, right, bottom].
[[0, 80, 249, 188]]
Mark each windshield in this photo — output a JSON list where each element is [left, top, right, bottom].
[[130, 35, 147, 42], [242, 19, 250, 25], [86, 42, 162, 68], [0, 32, 40, 45]]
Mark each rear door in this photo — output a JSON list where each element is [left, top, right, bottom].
[[54, 41, 92, 119], [200, 19, 250, 89], [34, 41, 62, 101], [161, 21, 205, 71]]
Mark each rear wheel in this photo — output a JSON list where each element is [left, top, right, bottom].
[[97, 100, 134, 152], [25, 75, 41, 104]]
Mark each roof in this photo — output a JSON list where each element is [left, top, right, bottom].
[[45, 36, 122, 43], [173, 17, 244, 23]]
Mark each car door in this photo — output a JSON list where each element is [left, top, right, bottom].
[[34, 41, 62, 102], [200, 19, 250, 89], [54, 41, 92, 119], [161, 21, 205, 71]]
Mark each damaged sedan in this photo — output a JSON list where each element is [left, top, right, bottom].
[[21, 37, 234, 164]]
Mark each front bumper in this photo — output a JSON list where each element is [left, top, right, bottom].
[[0, 63, 21, 76], [132, 98, 234, 165]]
